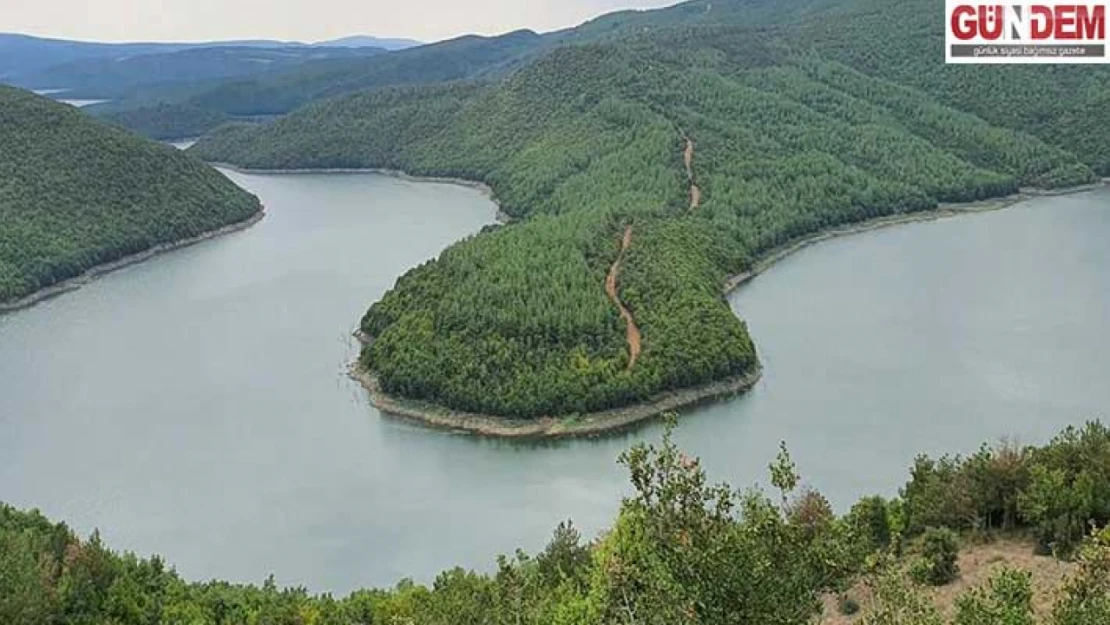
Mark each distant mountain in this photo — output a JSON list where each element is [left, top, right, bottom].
[[9, 45, 385, 98], [316, 35, 422, 50], [82, 29, 546, 138], [0, 33, 191, 79], [0, 32, 402, 83], [0, 85, 261, 306]]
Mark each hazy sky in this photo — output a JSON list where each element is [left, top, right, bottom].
[[2, 0, 679, 43]]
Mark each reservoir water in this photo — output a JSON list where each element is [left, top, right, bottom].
[[58, 99, 109, 108], [1, 171, 1107, 593], [31, 89, 108, 108]]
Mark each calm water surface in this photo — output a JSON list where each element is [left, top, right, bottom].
[[1, 173, 1107, 593], [32, 90, 108, 108], [59, 99, 109, 108]]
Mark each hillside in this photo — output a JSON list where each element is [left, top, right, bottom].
[[98, 101, 234, 140], [0, 86, 262, 307], [1, 420, 1108, 623], [192, 1, 1103, 421]]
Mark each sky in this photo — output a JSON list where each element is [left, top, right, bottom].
[[1, 0, 680, 44]]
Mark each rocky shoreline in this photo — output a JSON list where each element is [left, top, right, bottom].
[[0, 209, 264, 314], [348, 362, 763, 439]]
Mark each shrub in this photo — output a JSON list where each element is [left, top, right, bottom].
[[913, 528, 960, 586], [1051, 527, 1110, 625], [954, 567, 1034, 625], [838, 594, 861, 616], [862, 568, 944, 625]]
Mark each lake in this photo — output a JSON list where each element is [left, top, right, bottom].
[[1, 171, 1107, 593], [59, 99, 109, 107], [31, 89, 108, 108]]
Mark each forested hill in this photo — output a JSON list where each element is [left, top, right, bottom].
[[0, 86, 262, 305], [191, 0, 1106, 420]]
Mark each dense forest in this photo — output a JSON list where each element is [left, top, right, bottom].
[[0, 86, 262, 304], [192, 0, 1105, 419], [98, 102, 233, 141], [2, 419, 1109, 624]]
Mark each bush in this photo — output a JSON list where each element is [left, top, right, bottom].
[[954, 567, 1034, 625], [912, 528, 960, 586], [838, 594, 861, 616], [1051, 527, 1110, 625], [862, 568, 944, 625]]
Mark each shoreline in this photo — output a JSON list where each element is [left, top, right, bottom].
[[348, 362, 763, 439], [723, 182, 1105, 292], [0, 209, 265, 314], [208, 162, 514, 224]]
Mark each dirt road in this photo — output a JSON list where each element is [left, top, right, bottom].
[[605, 225, 642, 369]]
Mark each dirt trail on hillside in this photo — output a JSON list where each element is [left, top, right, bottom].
[[684, 137, 701, 210], [600, 137, 699, 370], [605, 225, 642, 369]]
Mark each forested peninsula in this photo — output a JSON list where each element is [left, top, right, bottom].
[[189, 0, 1110, 428], [3, 420, 1110, 624], [0, 86, 262, 309]]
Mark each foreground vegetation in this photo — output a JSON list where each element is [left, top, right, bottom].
[[0, 86, 262, 305], [2, 419, 1108, 624], [192, 0, 1107, 420]]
